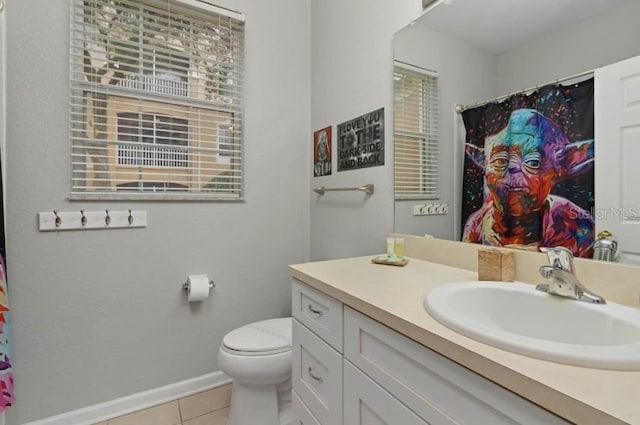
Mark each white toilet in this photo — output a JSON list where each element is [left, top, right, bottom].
[[218, 317, 293, 425]]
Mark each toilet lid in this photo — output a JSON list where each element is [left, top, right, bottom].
[[223, 317, 292, 354]]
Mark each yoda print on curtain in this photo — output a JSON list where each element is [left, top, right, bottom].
[[0, 156, 14, 409], [461, 78, 595, 257]]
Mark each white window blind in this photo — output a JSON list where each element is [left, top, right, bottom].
[[394, 61, 439, 199], [70, 0, 245, 200]]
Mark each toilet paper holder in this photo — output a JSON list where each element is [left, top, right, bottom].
[[183, 279, 215, 291]]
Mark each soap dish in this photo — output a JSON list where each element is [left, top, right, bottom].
[[372, 256, 409, 267]]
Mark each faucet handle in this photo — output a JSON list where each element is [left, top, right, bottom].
[[540, 246, 574, 272]]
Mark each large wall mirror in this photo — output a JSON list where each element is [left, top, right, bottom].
[[393, 0, 640, 264]]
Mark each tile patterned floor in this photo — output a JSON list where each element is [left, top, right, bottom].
[[93, 384, 231, 425]]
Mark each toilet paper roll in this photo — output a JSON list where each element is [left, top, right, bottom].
[[187, 274, 210, 302]]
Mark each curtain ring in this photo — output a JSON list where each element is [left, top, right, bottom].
[[53, 210, 62, 228], [80, 210, 87, 227], [128, 209, 134, 225], [105, 209, 111, 226]]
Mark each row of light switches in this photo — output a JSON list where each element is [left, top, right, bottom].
[[413, 203, 449, 216]]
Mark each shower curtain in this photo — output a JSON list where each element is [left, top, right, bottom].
[[460, 78, 595, 257], [0, 156, 14, 409]]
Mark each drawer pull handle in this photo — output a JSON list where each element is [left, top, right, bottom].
[[307, 304, 324, 316], [308, 367, 324, 383]]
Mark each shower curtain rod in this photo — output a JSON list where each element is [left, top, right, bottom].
[[455, 69, 594, 113]]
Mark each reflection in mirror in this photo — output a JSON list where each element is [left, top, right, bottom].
[[460, 83, 595, 258], [393, 0, 640, 264], [393, 62, 439, 200]]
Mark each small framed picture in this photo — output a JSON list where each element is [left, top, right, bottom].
[[313, 126, 332, 177]]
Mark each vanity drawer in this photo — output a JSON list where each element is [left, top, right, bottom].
[[293, 319, 343, 425], [292, 390, 322, 425], [344, 361, 433, 425], [292, 279, 343, 352], [344, 307, 569, 425]]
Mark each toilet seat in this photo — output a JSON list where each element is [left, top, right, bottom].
[[222, 317, 292, 356], [221, 344, 291, 356]]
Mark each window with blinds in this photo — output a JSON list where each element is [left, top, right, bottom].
[[393, 62, 439, 199], [70, 0, 245, 200]]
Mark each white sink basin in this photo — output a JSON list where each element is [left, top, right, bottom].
[[424, 281, 640, 370]]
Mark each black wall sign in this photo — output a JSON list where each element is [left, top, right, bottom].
[[337, 107, 384, 172]]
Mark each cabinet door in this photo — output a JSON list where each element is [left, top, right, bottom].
[[344, 361, 435, 425], [293, 319, 343, 425], [292, 279, 344, 352], [292, 391, 322, 425], [344, 307, 569, 425]]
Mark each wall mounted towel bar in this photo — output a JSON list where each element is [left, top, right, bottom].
[[313, 184, 374, 195]]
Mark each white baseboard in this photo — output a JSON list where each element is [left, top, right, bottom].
[[22, 371, 231, 425]]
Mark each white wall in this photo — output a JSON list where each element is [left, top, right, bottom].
[[496, 0, 640, 94], [309, 0, 421, 260], [393, 25, 497, 239], [4, 0, 310, 423]]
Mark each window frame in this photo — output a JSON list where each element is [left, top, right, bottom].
[[116, 112, 190, 169], [69, 0, 245, 201], [216, 123, 233, 164], [393, 61, 439, 200]]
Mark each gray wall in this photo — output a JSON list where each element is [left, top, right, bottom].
[[496, 0, 640, 95], [393, 25, 497, 239], [5, 0, 310, 423], [309, 0, 420, 260]]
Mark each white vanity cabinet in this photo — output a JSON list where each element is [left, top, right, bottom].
[[292, 280, 344, 425], [291, 279, 570, 425]]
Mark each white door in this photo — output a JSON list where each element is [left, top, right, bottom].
[[595, 54, 640, 265]]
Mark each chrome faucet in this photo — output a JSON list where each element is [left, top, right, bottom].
[[536, 246, 606, 304]]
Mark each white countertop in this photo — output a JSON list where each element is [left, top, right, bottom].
[[289, 255, 640, 425]]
